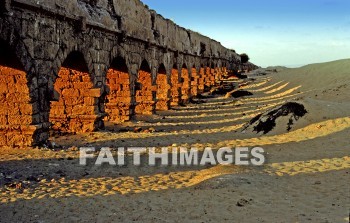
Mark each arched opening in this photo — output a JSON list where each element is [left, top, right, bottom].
[[198, 64, 205, 93], [180, 64, 190, 103], [156, 64, 170, 111], [50, 51, 103, 133], [105, 57, 131, 123], [0, 40, 39, 146], [190, 65, 199, 97], [0, 41, 24, 71], [170, 64, 181, 106], [135, 60, 154, 115]]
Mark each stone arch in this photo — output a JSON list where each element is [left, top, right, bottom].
[[105, 56, 131, 123], [135, 50, 154, 82], [156, 63, 170, 111], [110, 45, 131, 67], [62, 51, 89, 72], [110, 45, 136, 105], [170, 63, 181, 106], [135, 59, 155, 115], [50, 51, 104, 133], [180, 63, 190, 103], [53, 46, 95, 85], [0, 39, 43, 146], [0, 26, 33, 75], [0, 39, 25, 71]]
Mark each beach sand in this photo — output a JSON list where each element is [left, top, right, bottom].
[[0, 59, 349, 222]]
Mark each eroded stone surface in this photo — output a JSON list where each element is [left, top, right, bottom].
[[0, 66, 40, 146], [135, 70, 155, 115], [191, 68, 199, 97], [50, 67, 103, 133], [156, 73, 170, 111], [198, 67, 206, 93], [105, 69, 131, 122], [181, 67, 190, 103], [205, 67, 212, 87], [170, 68, 181, 106], [0, 0, 258, 146]]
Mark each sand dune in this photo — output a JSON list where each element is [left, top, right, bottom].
[[1, 59, 349, 222]]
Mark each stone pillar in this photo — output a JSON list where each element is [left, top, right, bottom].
[[223, 67, 228, 77], [198, 67, 205, 94], [105, 68, 131, 123], [190, 68, 199, 97], [128, 69, 137, 117], [205, 67, 211, 87], [156, 73, 170, 111], [218, 69, 222, 82], [214, 68, 219, 81], [50, 67, 104, 133], [170, 68, 181, 106], [135, 70, 155, 115], [210, 68, 216, 85], [180, 67, 190, 103]]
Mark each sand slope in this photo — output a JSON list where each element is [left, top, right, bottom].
[[0, 59, 349, 222]]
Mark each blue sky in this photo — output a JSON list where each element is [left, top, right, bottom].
[[141, 0, 350, 67]]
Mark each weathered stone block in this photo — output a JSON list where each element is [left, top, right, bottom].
[[84, 97, 98, 106], [0, 83, 8, 93], [0, 115, 7, 125], [62, 88, 80, 97], [8, 115, 32, 125], [50, 67, 102, 133], [81, 88, 102, 97], [72, 105, 96, 115]]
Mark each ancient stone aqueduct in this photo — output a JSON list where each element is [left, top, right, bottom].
[[0, 0, 257, 147]]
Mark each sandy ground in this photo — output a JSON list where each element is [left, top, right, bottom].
[[0, 59, 349, 222]]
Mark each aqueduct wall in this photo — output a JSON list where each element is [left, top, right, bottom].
[[0, 0, 257, 146]]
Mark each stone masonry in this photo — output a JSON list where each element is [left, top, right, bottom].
[[198, 67, 206, 93], [180, 66, 190, 103], [170, 67, 181, 107], [105, 59, 131, 123], [156, 65, 170, 111], [0, 66, 37, 146], [190, 67, 199, 97], [50, 66, 104, 133], [0, 0, 257, 146], [135, 61, 154, 115]]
